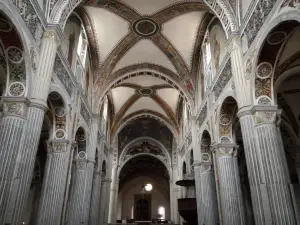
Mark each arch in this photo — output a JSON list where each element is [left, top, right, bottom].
[[200, 130, 212, 153], [118, 153, 171, 179], [119, 137, 172, 168], [75, 126, 87, 159], [101, 160, 107, 179], [55, 0, 237, 36], [0, 11, 31, 98], [217, 95, 238, 143], [112, 110, 178, 142], [47, 91, 68, 140], [0, 2, 35, 97], [95, 65, 195, 114], [252, 13, 300, 105]]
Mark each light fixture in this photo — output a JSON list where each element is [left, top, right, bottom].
[[145, 183, 152, 191]]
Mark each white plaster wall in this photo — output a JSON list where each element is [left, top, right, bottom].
[[119, 176, 170, 220]]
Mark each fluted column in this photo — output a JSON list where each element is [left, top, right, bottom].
[[67, 159, 95, 225], [108, 165, 118, 223], [99, 178, 112, 225], [194, 158, 219, 225], [214, 144, 246, 225], [89, 171, 102, 225], [35, 140, 72, 225], [0, 29, 59, 225]]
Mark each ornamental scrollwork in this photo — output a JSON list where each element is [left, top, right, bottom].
[[3, 101, 28, 118]]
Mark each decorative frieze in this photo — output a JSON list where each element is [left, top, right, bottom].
[[54, 55, 73, 96], [244, 0, 277, 46], [197, 102, 207, 128], [212, 59, 232, 99], [47, 140, 69, 154], [12, 0, 43, 40], [80, 99, 91, 125], [186, 132, 192, 147], [3, 98, 29, 118]]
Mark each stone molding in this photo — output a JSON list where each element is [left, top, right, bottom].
[[237, 105, 281, 125], [47, 139, 70, 154], [212, 143, 238, 157], [2, 97, 30, 118], [43, 29, 60, 44]]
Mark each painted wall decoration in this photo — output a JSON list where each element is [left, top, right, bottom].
[[118, 117, 173, 152], [244, 0, 277, 47]]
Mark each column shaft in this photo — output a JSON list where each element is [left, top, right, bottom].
[[257, 122, 296, 224], [99, 179, 111, 225], [200, 168, 219, 225], [36, 140, 71, 225], [0, 30, 58, 225], [67, 160, 94, 225], [108, 166, 118, 223], [216, 148, 245, 225], [89, 172, 102, 225]]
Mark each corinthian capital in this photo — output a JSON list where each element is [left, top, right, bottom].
[[47, 140, 70, 154], [43, 30, 60, 44]]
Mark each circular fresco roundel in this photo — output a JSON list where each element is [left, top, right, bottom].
[[132, 18, 160, 37]]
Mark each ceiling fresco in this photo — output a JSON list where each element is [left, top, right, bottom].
[[76, 1, 217, 141], [118, 117, 173, 152]]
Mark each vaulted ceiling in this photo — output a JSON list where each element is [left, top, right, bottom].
[[79, 0, 215, 143]]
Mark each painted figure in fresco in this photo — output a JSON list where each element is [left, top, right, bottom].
[[213, 34, 220, 71]]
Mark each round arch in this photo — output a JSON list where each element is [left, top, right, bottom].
[[54, 0, 238, 37], [95, 65, 195, 114], [112, 111, 178, 142], [217, 95, 238, 143], [118, 153, 172, 180], [119, 137, 172, 168], [252, 11, 300, 105]]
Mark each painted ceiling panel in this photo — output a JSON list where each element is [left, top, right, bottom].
[[112, 39, 178, 74], [121, 0, 182, 15], [85, 6, 130, 62], [124, 97, 168, 117], [162, 11, 204, 69], [120, 75, 169, 86], [156, 88, 179, 114], [111, 87, 136, 113]]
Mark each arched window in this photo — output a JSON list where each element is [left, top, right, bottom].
[[101, 97, 109, 134], [190, 150, 194, 168], [77, 25, 88, 67], [158, 206, 165, 220], [183, 162, 187, 176], [202, 31, 212, 92]]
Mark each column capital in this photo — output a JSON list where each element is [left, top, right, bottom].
[[47, 139, 70, 154], [2, 97, 30, 118], [29, 99, 49, 112], [74, 159, 95, 170], [212, 143, 238, 157], [43, 29, 60, 44]]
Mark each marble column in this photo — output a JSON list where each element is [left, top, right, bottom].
[[238, 108, 297, 225], [99, 178, 112, 225], [0, 30, 59, 225], [214, 144, 246, 225], [173, 187, 180, 224], [108, 165, 118, 223], [88, 170, 102, 225], [67, 159, 95, 225], [194, 158, 219, 225], [35, 140, 71, 225]]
